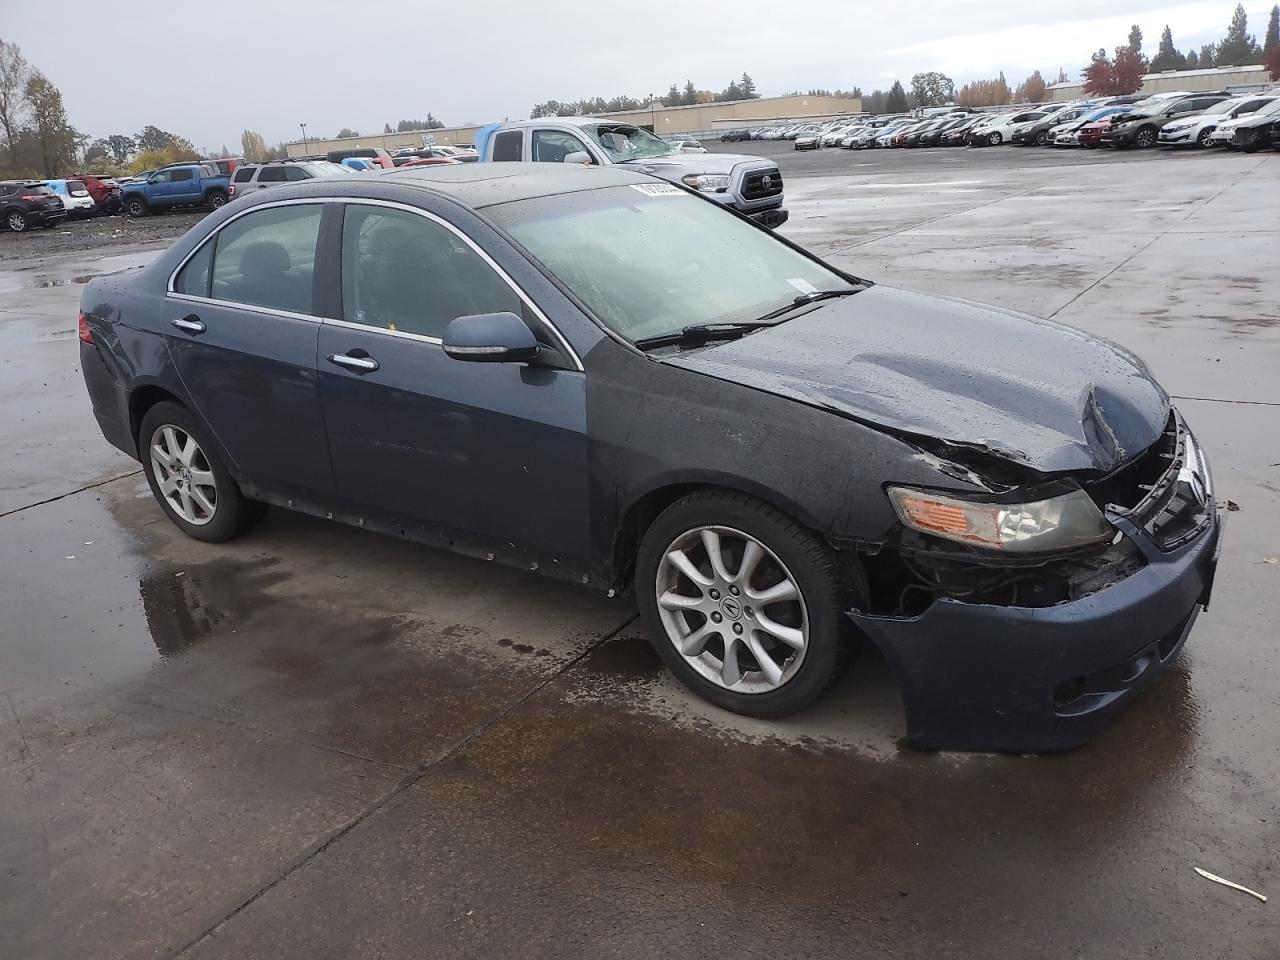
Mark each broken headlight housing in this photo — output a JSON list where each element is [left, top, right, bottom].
[[887, 485, 1113, 554], [681, 174, 730, 193]]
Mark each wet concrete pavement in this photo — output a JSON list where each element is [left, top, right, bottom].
[[2, 149, 1278, 958]]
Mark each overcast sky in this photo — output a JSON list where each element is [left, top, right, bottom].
[[3, 1, 1272, 150]]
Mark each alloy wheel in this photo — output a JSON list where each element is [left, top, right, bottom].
[[1136, 128, 1155, 148], [7, 212, 27, 232], [654, 525, 808, 693], [1198, 128, 1214, 147], [149, 424, 217, 525]]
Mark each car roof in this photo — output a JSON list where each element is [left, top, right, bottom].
[[374, 162, 656, 208]]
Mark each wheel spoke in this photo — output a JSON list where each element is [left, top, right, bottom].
[[659, 590, 704, 611], [666, 548, 713, 589], [150, 442, 176, 469], [720, 635, 743, 687], [680, 622, 716, 657], [179, 435, 198, 467], [190, 487, 216, 517], [700, 529, 734, 582], [736, 539, 763, 586], [162, 427, 181, 462], [156, 470, 178, 496], [189, 468, 215, 488], [178, 488, 195, 521], [745, 634, 784, 686], [746, 577, 798, 605], [754, 611, 805, 651]]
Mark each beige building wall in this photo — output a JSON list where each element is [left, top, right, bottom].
[[1048, 64, 1272, 102], [286, 93, 863, 157]]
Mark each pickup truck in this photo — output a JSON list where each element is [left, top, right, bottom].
[[477, 117, 788, 228], [119, 164, 231, 217]]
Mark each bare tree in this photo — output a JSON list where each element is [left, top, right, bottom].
[[0, 38, 30, 164]]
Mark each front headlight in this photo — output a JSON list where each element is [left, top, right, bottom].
[[681, 174, 730, 193], [887, 486, 1112, 554]]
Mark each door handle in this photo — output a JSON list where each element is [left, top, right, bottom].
[[327, 352, 380, 373], [171, 315, 206, 334]]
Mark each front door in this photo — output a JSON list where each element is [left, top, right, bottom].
[[164, 201, 334, 502], [315, 201, 589, 573]]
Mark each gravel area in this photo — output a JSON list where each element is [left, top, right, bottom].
[[0, 209, 208, 262]]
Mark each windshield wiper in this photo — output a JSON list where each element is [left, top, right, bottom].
[[634, 321, 778, 351], [751, 286, 865, 323]]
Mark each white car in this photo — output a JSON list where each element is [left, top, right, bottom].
[[1159, 96, 1276, 148], [1208, 96, 1280, 145], [45, 178, 96, 218], [669, 139, 707, 154], [969, 110, 1048, 146]]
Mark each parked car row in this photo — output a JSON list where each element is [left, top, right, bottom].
[[0, 173, 127, 231], [717, 88, 1280, 156]]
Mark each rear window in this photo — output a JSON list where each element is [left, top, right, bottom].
[[492, 131, 522, 161], [66, 180, 87, 193], [233, 168, 254, 183]]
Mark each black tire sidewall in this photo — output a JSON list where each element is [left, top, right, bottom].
[[138, 401, 250, 543], [127, 197, 147, 217], [635, 491, 854, 718]]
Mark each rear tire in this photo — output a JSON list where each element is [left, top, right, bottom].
[[205, 189, 228, 210], [635, 489, 860, 718], [139, 401, 264, 543]]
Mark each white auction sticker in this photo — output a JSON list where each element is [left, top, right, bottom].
[[629, 183, 683, 197], [787, 277, 818, 294]]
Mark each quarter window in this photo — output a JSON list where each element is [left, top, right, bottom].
[[208, 204, 322, 314], [174, 239, 214, 297], [340, 205, 522, 339], [284, 166, 309, 181], [531, 130, 592, 163], [492, 130, 522, 161]]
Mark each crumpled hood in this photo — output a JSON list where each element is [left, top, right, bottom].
[[662, 286, 1170, 474], [619, 152, 770, 176]]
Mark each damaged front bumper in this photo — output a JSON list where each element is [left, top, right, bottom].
[[849, 512, 1220, 753], [849, 414, 1222, 753]]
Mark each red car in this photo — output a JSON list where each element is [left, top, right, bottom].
[[72, 174, 122, 214], [1077, 119, 1114, 148]]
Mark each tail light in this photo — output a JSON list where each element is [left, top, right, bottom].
[[228, 184, 236, 197], [20, 194, 45, 201], [77, 311, 94, 344]]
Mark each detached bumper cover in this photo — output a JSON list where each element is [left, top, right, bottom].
[[849, 511, 1221, 753]]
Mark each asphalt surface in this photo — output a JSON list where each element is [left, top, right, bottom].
[[0, 209, 207, 261], [2, 146, 1278, 959]]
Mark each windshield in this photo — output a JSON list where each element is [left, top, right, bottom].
[[582, 124, 677, 161], [488, 185, 853, 343]]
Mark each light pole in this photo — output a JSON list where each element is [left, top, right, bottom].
[[299, 122, 308, 155], [649, 92, 655, 132]]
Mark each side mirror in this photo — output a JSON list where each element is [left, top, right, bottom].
[[562, 151, 592, 165], [443, 312, 540, 363]]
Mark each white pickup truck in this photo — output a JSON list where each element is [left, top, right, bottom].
[[477, 117, 788, 228]]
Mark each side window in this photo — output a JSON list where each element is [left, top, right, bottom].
[[174, 239, 214, 297], [172, 169, 194, 182], [150, 170, 173, 183], [257, 167, 286, 183], [232, 167, 254, 183], [531, 129, 592, 163], [341, 205, 522, 339], [284, 166, 309, 181], [209, 205, 322, 314], [492, 130, 522, 161]]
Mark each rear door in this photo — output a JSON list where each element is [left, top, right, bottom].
[[164, 201, 334, 502], [169, 168, 199, 203], [315, 200, 589, 572], [255, 166, 287, 190]]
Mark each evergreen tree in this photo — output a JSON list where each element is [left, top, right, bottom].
[[663, 83, 680, 106], [740, 73, 758, 98], [1216, 4, 1259, 65], [1186, 49, 1200, 68], [1199, 42, 1217, 66], [1151, 25, 1188, 71], [681, 80, 696, 105], [1128, 24, 1144, 57], [885, 81, 909, 113], [1264, 4, 1279, 55]]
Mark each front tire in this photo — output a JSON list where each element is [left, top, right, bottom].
[[987, 131, 1003, 146], [636, 490, 859, 718], [1197, 128, 1215, 147], [139, 401, 264, 543], [5, 210, 28, 232], [1134, 127, 1156, 148], [125, 196, 148, 218]]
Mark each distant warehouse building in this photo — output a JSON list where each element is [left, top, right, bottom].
[[1048, 64, 1274, 102], [286, 92, 863, 158]]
